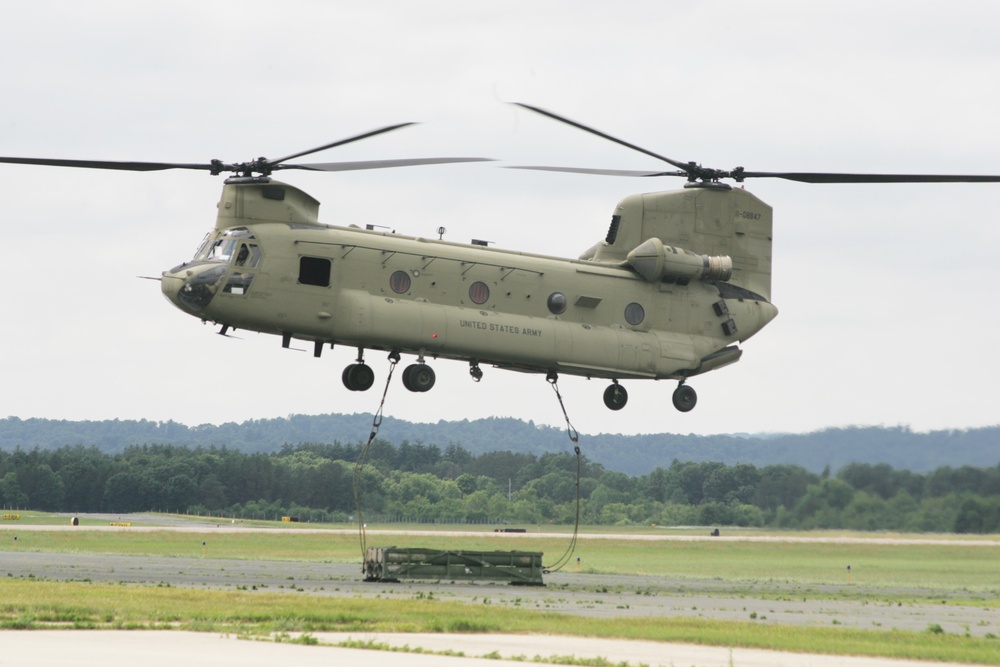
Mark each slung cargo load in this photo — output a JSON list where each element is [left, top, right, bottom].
[[363, 546, 544, 586]]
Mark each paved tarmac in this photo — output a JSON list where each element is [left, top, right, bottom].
[[0, 630, 987, 667]]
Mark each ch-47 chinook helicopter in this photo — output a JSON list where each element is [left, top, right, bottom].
[[3, 104, 999, 413]]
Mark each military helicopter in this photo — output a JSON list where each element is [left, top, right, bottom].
[[3, 104, 999, 413]]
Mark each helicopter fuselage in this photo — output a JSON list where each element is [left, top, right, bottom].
[[9, 105, 999, 414], [160, 177, 778, 409]]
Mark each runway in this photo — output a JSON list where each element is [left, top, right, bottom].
[[0, 630, 985, 667]]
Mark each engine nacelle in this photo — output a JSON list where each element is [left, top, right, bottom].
[[626, 237, 732, 283]]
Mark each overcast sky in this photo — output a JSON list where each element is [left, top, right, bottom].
[[1, 1, 998, 439]]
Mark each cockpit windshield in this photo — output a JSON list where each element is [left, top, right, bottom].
[[209, 237, 239, 262], [196, 227, 256, 262]]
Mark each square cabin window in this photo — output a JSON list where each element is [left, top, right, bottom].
[[299, 256, 331, 287]]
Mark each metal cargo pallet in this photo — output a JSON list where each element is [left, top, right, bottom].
[[363, 546, 544, 586]]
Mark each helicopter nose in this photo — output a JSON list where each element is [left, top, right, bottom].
[[161, 263, 227, 313], [160, 272, 184, 306]]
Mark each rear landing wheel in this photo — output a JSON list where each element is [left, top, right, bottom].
[[402, 363, 436, 392], [672, 383, 697, 412], [603, 382, 628, 410]]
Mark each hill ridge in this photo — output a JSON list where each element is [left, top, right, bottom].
[[1, 415, 997, 474]]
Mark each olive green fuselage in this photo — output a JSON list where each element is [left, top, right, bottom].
[[161, 179, 777, 384]]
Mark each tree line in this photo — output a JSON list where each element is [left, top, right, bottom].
[[1, 441, 998, 533], [3, 416, 998, 475]]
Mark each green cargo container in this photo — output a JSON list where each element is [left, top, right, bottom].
[[363, 546, 544, 586]]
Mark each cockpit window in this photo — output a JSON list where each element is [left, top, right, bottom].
[[210, 238, 239, 262], [235, 243, 261, 268], [177, 265, 227, 312], [194, 228, 256, 261], [224, 272, 254, 295], [193, 233, 213, 260]]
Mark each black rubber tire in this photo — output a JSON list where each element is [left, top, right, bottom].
[[347, 363, 375, 391], [603, 383, 628, 410], [342, 364, 357, 391], [403, 363, 435, 392], [672, 384, 697, 412]]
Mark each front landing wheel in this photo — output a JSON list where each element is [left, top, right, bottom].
[[402, 363, 436, 392], [342, 363, 375, 391]]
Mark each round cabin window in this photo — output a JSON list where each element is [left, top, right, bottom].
[[469, 281, 490, 305], [624, 302, 645, 326], [547, 292, 567, 314], [389, 270, 411, 294]]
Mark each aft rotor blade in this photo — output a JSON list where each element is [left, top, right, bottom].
[[506, 165, 687, 178], [266, 123, 418, 166], [278, 157, 494, 172], [741, 171, 1000, 184], [512, 102, 694, 174], [511, 103, 1000, 186], [0, 156, 213, 172]]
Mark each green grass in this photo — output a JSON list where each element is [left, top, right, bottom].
[[2, 511, 86, 526], [0, 578, 996, 664], [4, 527, 349, 561]]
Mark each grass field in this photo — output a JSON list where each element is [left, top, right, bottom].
[[2, 512, 999, 664], [0, 577, 996, 664], [4, 515, 999, 594]]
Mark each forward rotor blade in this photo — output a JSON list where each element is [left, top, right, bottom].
[[278, 157, 494, 172], [0, 156, 213, 172], [741, 171, 1000, 184], [266, 122, 418, 166], [512, 102, 693, 173]]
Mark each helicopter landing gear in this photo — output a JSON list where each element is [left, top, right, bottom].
[[342, 348, 375, 392], [402, 363, 436, 392], [603, 381, 628, 410], [672, 382, 697, 412], [342, 363, 375, 392], [469, 361, 483, 382]]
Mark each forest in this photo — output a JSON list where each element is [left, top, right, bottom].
[[2, 441, 998, 533]]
